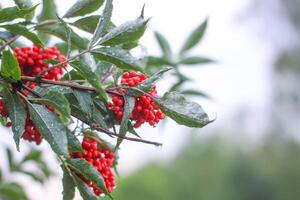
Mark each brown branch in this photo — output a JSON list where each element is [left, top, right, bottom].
[[0, 35, 19, 51]]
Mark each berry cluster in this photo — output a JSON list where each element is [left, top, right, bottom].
[[108, 71, 165, 128], [0, 45, 66, 145], [0, 100, 12, 127], [70, 137, 116, 196]]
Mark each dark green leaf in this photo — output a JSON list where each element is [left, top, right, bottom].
[[1, 50, 21, 81], [178, 56, 214, 65], [20, 170, 45, 184], [94, 61, 113, 80], [72, 15, 115, 34], [120, 41, 139, 50], [21, 150, 42, 163], [72, 89, 93, 119], [72, 174, 98, 200], [70, 60, 107, 100], [116, 96, 135, 148], [28, 104, 68, 155], [99, 17, 148, 46], [146, 56, 173, 67], [36, 24, 88, 49], [0, 5, 38, 23], [67, 130, 83, 152], [0, 182, 28, 200], [61, 70, 84, 81], [138, 67, 172, 92], [2, 87, 26, 151], [33, 90, 71, 125], [180, 18, 208, 54], [6, 148, 16, 172], [63, 0, 105, 18], [92, 47, 143, 71], [37, 0, 57, 44], [154, 31, 172, 58], [158, 92, 211, 128], [92, 105, 108, 129], [89, 0, 113, 47], [66, 158, 111, 197], [13, 0, 34, 21], [57, 18, 71, 57], [61, 165, 76, 200], [1, 24, 43, 47]]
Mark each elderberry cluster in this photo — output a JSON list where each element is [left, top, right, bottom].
[[108, 71, 165, 128], [0, 45, 66, 145], [70, 137, 116, 196]]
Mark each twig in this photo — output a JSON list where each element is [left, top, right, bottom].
[[37, 49, 88, 77], [0, 35, 19, 51], [101, 65, 115, 83]]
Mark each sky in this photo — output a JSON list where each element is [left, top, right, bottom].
[[0, 0, 274, 199]]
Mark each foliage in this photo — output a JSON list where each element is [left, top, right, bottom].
[[114, 136, 300, 200], [0, 0, 213, 199]]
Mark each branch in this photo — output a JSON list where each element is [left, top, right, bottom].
[[0, 35, 19, 51]]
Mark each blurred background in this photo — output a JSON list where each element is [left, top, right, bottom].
[[1, 0, 300, 199]]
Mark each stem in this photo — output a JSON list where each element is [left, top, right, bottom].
[[0, 36, 19, 51], [37, 49, 89, 77]]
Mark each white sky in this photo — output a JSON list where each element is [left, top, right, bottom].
[[0, 0, 274, 199]]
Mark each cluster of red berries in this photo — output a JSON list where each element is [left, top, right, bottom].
[[108, 71, 165, 128], [70, 137, 116, 196], [0, 45, 66, 145], [0, 100, 12, 127]]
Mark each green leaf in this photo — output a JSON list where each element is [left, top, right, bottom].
[[72, 174, 98, 200], [69, 60, 108, 100], [154, 31, 172, 58], [33, 90, 71, 125], [37, 0, 57, 44], [92, 47, 143, 71], [138, 67, 172, 92], [72, 89, 93, 119], [180, 89, 212, 99], [116, 96, 135, 148], [178, 56, 214, 65], [57, 18, 72, 57], [99, 17, 148, 46], [13, 0, 34, 21], [63, 0, 105, 18], [72, 15, 115, 34], [28, 104, 68, 155], [146, 56, 174, 67], [0, 182, 28, 200], [0, 5, 38, 23], [61, 165, 76, 200], [1, 24, 43, 47], [36, 24, 88, 49], [2, 87, 26, 151], [0, 31, 13, 41], [66, 158, 111, 197], [6, 148, 16, 171], [61, 70, 84, 81], [180, 18, 208, 54], [92, 105, 108, 129], [21, 150, 42, 163], [158, 92, 211, 128], [1, 50, 21, 81], [89, 0, 113, 47], [67, 130, 83, 152]]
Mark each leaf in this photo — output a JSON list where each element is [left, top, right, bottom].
[[2, 87, 26, 151], [28, 104, 68, 155], [158, 92, 211, 128], [6, 148, 16, 171], [21, 150, 42, 163], [33, 89, 71, 125], [0, 31, 13, 41], [92, 47, 143, 71], [57, 18, 72, 57], [0, 5, 38, 23], [99, 17, 148, 46], [1, 50, 21, 81], [69, 60, 107, 100], [146, 56, 173, 67], [0, 182, 28, 200], [63, 0, 105, 18], [72, 174, 98, 200], [89, 0, 113, 47], [67, 131, 83, 153], [92, 105, 108, 129], [13, 0, 34, 21], [66, 158, 111, 197], [180, 18, 208, 54], [72, 15, 115, 34], [116, 96, 135, 148], [154, 31, 172, 58], [138, 67, 172, 92], [36, 24, 88, 49], [37, 0, 57, 44], [181, 89, 212, 99], [178, 56, 214, 65], [72, 89, 93, 119], [61, 165, 76, 200], [1, 24, 43, 47], [61, 70, 84, 81]]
